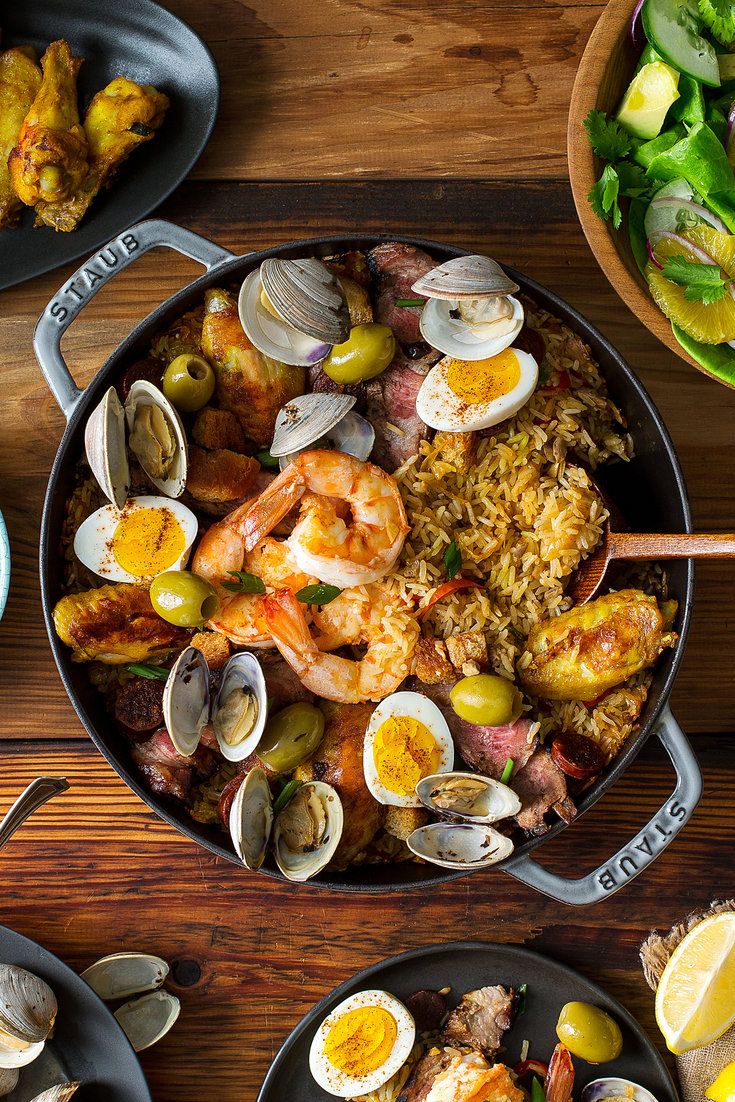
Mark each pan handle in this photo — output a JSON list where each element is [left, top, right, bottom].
[[501, 706, 702, 906], [33, 218, 235, 419]]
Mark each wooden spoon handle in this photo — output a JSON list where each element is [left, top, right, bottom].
[[609, 531, 735, 559]]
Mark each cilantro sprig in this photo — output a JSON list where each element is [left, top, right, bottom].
[[661, 256, 730, 304], [583, 108, 632, 162], [589, 165, 623, 230], [698, 0, 735, 46]]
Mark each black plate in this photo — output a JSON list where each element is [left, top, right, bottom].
[[258, 941, 678, 1101], [0, 0, 218, 290], [0, 924, 151, 1102]]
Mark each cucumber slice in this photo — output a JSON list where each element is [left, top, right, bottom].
[[642, 0, 721, 87], [643, 179, 696, 237], [672, 323, 735, 383], [629, 198, 650, 274]]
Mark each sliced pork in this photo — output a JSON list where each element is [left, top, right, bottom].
[[441, 985, 515, 1060], [130, 729, 217, 802], [513, 750, 576, 834], [367, 242, 436, 344], [398, 1049, 455, 1102], [365, 352, 430, 470]]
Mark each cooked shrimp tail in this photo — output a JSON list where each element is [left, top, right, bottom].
[[544, 1043, 575, 1102]]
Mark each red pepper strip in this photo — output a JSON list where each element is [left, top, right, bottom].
[[417, 577, 482, 619], [514, 1058, 549, 1077], [540, 369, 572, 392]]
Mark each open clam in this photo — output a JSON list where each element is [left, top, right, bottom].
[[0, 965, 56, 1050], [229, 767, 273, 870], [163, 648, 267, 762], [80, 952, 169, 1001], [271, 393, 374, 467], [412, 255, 524, 361], [0, 1039, 45, 1070], [239, 258, 349, 367], [0, 1068, 18, 1096], [582, 1081, 659, 1102], [84, 387, 130, 509], [274, 781, 344, 882], [416, 772, 521, 824], [406, 821, 514, 870], [124, 380, 188, 499], [29, 1085, 80, 1102], [115, 990, 180, 1052]]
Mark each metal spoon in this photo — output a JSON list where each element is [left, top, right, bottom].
[[0, 777, 70, 850], [569, 529, 735, 604]]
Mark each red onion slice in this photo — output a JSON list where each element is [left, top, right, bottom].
[[646, 239, 664, 269], [727, 99, 735, 153], [649, 196, 728, 234], [648, 230, 721, 265], [630, 0, 646, 48]]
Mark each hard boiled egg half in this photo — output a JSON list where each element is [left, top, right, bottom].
[[309, 989, 416, 1098], [416, 346, 538, 432], [363, 691, 454, 807], [74, 495, 198, 584]]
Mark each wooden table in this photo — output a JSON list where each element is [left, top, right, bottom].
[[1, 1, 734, 1096]]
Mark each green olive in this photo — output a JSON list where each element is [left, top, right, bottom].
[[163, 354, 215, 412], [149, 571, 220, 627], [322, 323, 396, 384], [556, 1001, 623, 1064], [258, 703, 325, 773], [449, 674, 523, 727]]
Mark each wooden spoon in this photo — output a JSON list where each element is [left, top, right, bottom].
[[568, 529, 735, 605]]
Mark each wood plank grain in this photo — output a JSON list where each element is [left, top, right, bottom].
[[1, 180, 733, 738], [3, 731, 729, 1096], [162, 0, 604, 180]]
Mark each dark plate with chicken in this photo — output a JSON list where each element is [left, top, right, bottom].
[[257, 941, 678, 1102], [0, 0, 218, 288], [45, 231, 690, 890]]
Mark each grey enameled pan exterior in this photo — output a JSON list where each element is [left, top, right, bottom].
[[35, 220, 702, 904], [258, 941, 678, 1101]]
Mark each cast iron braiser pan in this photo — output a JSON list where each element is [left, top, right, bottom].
[[34, 220, 702, 903]]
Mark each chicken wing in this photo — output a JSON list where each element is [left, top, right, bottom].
[[201, 288, 305, 446], [8, 40, 87, 208], [519, 589, 676, 701], [294, 701, 384, 867], [53, 583, 189, 663], [35, 76, 169, 231], [0, 47, 41, 228]]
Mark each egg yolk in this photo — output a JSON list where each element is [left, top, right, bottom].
[[112, 507, 186, 577], [447, 348, 520, 404], [324, 1007, 397, 1077], [373, 716, 441, 796]]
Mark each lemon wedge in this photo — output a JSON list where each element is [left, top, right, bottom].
[[707, 1062, 735, 1102], [655, 912, 735, 1054]]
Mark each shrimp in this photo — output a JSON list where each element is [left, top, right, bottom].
[[191, 501, 314, 647], [241, 450, 409, 588], [262, 587, 419, 703], [545, 1044, 575, 1102]]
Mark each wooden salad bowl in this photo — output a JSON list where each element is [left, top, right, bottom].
[[568, 0, 733, 386]]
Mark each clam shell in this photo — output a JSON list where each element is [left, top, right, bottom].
[[29, 1085, 81, 1102], [238, 270, 332, 368], [81, 952, 169, 1000], [406, 821, 514, 870], [162, 647, 210, 757], [84, 387, 130, 509], [0, 1038, 44, 1069], [0, 965, 57, 1044], [419, 294, 524, 361], [411, 255, 519, 300], [270, 392, 356, 458], [212, 652, 268, 762], [260, 258, 349, 345], [274, 781, 343, 883], [124, 380, 187, 499], [0, 1067, 18, 1096], [416, 771, 521, 823], [229, 767, 273, 870], [582, 1081, 659, 1102], [114, 990, 180, 1052], [277, 408, 374, 469]]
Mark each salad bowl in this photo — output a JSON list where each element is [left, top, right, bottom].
[[569, 0, 735, 387]]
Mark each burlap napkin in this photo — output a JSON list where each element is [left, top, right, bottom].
[[640, 900, 735, 1101]]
